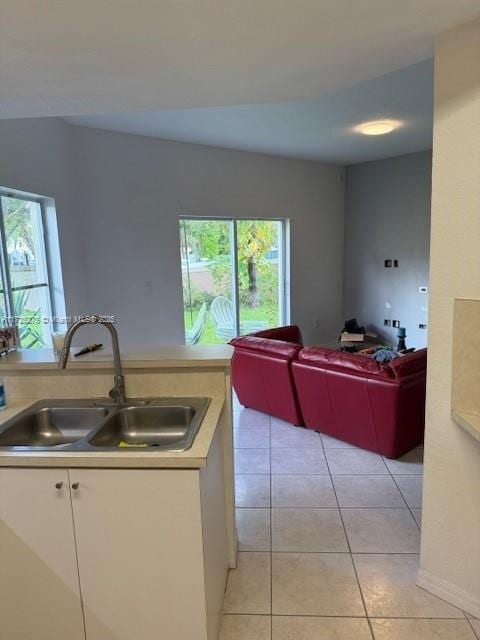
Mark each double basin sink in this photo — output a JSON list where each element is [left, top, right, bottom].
[[0, 397, 210, 452]]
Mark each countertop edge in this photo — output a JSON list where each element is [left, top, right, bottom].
[[0, 347, 233, 372], [451, 410, 480, 444]]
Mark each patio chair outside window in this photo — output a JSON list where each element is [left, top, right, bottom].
[[210, 296, 267, 340], [185, 302, 208, 345]]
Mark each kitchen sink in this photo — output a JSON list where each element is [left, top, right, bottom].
[[0, 398, 210, 452], [89, 405, 201, 450]]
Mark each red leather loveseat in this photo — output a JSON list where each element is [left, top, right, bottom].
[[292, 346, 427, 458], [230, 325, 304, 425], [230, 325, 427, 458]]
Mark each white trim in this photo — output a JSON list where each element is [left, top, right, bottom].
[[417, 568, 480, 618]]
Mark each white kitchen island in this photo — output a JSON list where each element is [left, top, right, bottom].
[[0, 346, 235, 640]]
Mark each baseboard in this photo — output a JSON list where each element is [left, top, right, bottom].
[[417, 568, 480, 618]]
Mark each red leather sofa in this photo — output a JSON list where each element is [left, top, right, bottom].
[[292, 346, 427, 458], [230, 325, 427, 458], [230, 325, 304, 425]]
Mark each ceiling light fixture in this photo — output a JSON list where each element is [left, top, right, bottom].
[[356, 120, 399, 136]]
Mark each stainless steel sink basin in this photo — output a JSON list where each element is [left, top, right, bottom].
[[89, 404, 203, 451], [0, 397, 210, 452], [0, 406, 109, 447]]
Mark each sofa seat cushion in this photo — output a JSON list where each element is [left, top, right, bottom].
[[298, 346, 394, 379], [230, 335, 302, 360]]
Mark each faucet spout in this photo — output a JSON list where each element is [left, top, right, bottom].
[[58, 316, 126, 404]]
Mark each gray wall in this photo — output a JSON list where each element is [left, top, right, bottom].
[[344, 151, 432, 349], [72, 126, 345, 347], [0, 118, 89, 317], [0, 119, 345, 347]]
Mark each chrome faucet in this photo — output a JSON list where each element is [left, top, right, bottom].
[[57, 316, 126, 404]]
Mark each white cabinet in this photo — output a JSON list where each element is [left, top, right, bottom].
[[71, 469, 210, 640], [0, 440, 228, 640], [0, 468, 85, 640]]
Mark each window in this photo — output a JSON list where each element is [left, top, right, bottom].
[[180, 217, 289, 345], [0, 193, 61, 349]]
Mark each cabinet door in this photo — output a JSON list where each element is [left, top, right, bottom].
[[0, 468, 85, 640], [71, 469, 207, 640]]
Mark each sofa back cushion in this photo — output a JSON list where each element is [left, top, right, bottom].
[[230, 335, 302, 360], [388, 348, 427, 378], [252, 324, 303, 345], [298, 346, 393, 378]]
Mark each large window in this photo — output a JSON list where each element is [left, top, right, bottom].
[[0, 194, 58, 349], [180, 217, 289, 345]]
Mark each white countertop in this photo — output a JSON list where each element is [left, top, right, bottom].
[[0, 345, 233, 371]]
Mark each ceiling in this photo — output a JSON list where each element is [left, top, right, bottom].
[[66, 60, 434, 164], [0, 1, 479, 119]]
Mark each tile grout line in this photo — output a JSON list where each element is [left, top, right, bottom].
[[227, 548, 422, 555], [233, 471, 422, 475], [224, 612, 474, 621], [319, 432, 376, 640], [383, 458, 422, 530], [467, 617, 480, 640], [237, 506, 417, 511], [383, 453, 423, 520]]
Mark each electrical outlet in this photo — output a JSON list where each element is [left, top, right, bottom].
[[392, 320, 400, 328], [419, 323, 428, 330], [419, 286, 428, 293], [384, 319, 392, 327], [384, 259, 392, 268]]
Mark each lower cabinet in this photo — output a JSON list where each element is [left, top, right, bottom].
[[0, 456, 228, 640], [71, 468, 211, 640], [0, 468, 85, 640]]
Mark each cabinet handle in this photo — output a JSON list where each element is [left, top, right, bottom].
[[71, 482, 79, 490], [55, 482, 63, 490]]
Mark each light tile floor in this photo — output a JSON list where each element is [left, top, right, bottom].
[[221, 396, 479, 640]]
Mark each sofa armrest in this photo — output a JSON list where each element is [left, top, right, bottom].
[[388, 348, 427, 378]]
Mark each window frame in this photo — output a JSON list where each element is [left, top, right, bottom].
[[0, 191, 57, 338], [179, 215, 290, 342]]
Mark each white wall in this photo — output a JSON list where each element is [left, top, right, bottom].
[[0, 119, 345, 347], [344, 151, 432, 349], [418, 18, 480, 616], [0, 118, 89, 317]]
